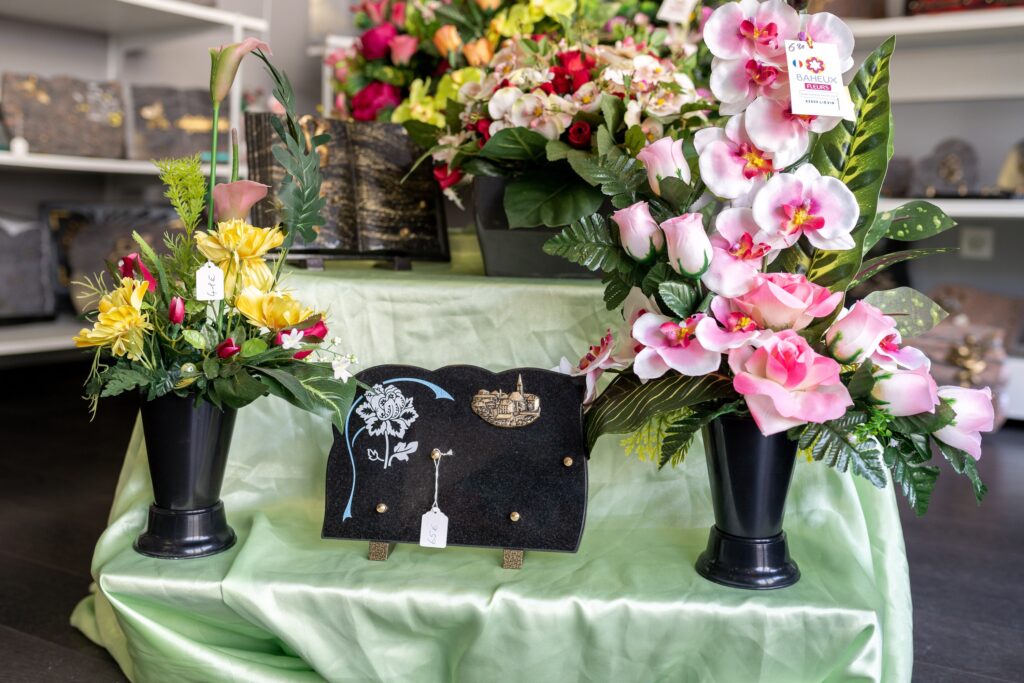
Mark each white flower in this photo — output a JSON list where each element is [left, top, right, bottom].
[[357, 384, 418, 438], [331, 336, 342, 345], [280, 328, 304, 350], [332, 358, 354, 382]]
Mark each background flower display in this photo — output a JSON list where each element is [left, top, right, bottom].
[[546, 0, 996, 514]]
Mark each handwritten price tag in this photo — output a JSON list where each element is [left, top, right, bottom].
[[419, 507, 449, 549], [195, 261, 225, 302]]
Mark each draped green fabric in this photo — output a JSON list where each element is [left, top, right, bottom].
[[72, 237, 913, 682]]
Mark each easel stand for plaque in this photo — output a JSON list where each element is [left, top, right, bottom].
[[368, 542, 525, 569]]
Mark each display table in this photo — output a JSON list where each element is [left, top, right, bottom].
[[72, 242, 913, 682]]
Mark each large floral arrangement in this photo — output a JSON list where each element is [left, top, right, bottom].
[[74, 42, 358, 427], [547, 0, 994, 514]]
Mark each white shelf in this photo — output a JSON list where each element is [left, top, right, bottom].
[[0, 151, 245, 177], [0, 0, 267, 35], [847, 8, 1024, 45], [878, 198, 1024, 220], [0, 316, 82, 357]]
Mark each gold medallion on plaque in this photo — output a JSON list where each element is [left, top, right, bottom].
[[471, 375, 541, 428]]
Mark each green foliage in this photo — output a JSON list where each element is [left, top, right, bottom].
[[864, 200, 957, 253], [253, 363, 358, 431], [542, 213, 627, 272], [479, 127, 548, 162], [657, 177, 693, 214], [863, 286, 948, 338], [602, 272, 632, 310], [934, 438, 987, 504], [241, 338, 268, 357], [566, 149, 648, 201], [846, 360, 878, 400], [884, 434, 939, 516], [99, 365, 151, 398], [209, 369, 269, 409], [402, 120, 443, 150], [503, 168, 604, 228], [659, 402, 743, 469], [852, 247, 956, 287], [890, 398, 956, 434], [601, 94, 626, 134], [132, 231, 172, 304], [254, 50, 328, 247], [546, 139, 573, 162], [807, 37, 895, 303], [154, 155, 206, 234], [658, 281, 697, 318], [584, 371, 734, 450], [796, 413, 887, 488], [640, 262, 673, 296], [182, 330, 206, 350], [768, 243, 811, 275]]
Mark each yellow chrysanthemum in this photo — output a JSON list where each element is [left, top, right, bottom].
[[194, 219, 285, 296], [73, 278, 154, 361], [235, 286, 316, 331]]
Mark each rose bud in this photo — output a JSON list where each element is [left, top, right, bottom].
[[612, 201, 663, 262], [168, 297, 185, 325], [636, 137, 691, 196], [933, 386, 995, 460], [567, 120, 592, 149], [825, 300, 897, 364], [871, 365, 940, 417], [216, 337, 241, 359], [661, 213, 712, 278]]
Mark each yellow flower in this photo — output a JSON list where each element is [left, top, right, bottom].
[[236, 286, 316, 331], [491, 6, 534, 37], [73, 278, 154, 361], [530, 0, 576, 18], [475, 0, 501, 9], [433, 25, 462, 55], [462, 38, 495, 67], [195, 219, 285, 296]]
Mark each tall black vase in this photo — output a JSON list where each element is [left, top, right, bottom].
[[134, 394, 237, 559], [695, 414, 800, 589]]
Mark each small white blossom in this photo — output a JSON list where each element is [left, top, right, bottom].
[[332, 358, 354, 382], [280, 329, 304, 350]]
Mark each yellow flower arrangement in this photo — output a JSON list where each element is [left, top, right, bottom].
[[73, 278, 154, 362], [194, 219, 285, 296], [235, 286, 316, 331]]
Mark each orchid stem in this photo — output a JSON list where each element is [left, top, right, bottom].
[[207, 102, 221, 231]]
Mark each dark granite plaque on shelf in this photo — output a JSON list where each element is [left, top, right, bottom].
[[1, 73, 125, 158], [323, 365, 588, 558], [130, 86, 229, 161]]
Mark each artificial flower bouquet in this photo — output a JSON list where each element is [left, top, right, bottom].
[[74, 41, 358, 428], [404, 17, 709, 222], [548, 0, 995, 514]]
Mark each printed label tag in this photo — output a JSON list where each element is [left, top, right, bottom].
[[419, 507, 449, 549], [785, 40, 851, 120], [656, 0, 698, 24], [195, 261, 224, 302]]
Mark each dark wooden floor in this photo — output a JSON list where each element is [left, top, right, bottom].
[[0, 360, 1021, 682]]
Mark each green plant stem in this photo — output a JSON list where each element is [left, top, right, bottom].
[[207, 102, 220, 231], [230, 128, 239, 183]]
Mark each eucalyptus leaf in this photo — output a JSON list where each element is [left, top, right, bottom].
[[864, 287, 948, 338]]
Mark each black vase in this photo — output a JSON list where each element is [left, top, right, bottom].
[[695, 414, 800, 589], [134, 394, 237, 559]]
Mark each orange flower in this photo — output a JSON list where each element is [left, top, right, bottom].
[[433, 25, 462, 55], [475, 0, 502, 9], [462, 38, 494, 67]]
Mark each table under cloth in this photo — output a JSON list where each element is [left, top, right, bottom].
[[71, 241, 913, 682]]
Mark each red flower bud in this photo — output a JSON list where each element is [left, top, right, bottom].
[[567, 120, 592, 149], [474, 118, 492, 141], [433, 164, 464, 190], [168, 297, 185, 325], [118, 253, 157, 292], [304, 319, 329, 341], [216, 338, 241, 359]]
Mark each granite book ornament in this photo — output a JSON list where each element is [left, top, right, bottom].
[[245, 113, 448, 261], [0, 213, 55, 319], [910, 138, 979, 198], [323, 366, 588, 568], [130, 86, 229, 161], [1, 73, 125, 158]]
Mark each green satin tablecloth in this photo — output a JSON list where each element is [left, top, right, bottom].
[[72, 238, 913, 682]]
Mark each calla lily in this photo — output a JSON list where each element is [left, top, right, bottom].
[[210, 38, 271, 104], [117, 253, 157, 293], [213, 180, 269, 222]]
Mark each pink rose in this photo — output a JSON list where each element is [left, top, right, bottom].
[[661, 213, 712, 278], [871, 365, 939, 417], [636, 137, 690, 197], [632, 312, 722, 379], [933, 386, 995, 460], [825, 300, 896, 364], [730, 329, 853, 436], [360, 23, 398, 61], [612, 201, 663, 262], [391, 2, 406, 26], [212, 180, 269, 222], [351, 81, 401, 121], [389, 34, 419, 66], [730, 272, 842, 332]]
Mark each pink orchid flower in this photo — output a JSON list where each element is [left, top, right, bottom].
[[613, 288, 662, 364], [871, 365, 940, 417], [871, 330, 930, 371], [632, 312, 722, 380], [751, 163, 859, 250], [695, 295, 767, 352], [555, 329, 624, 405], [730, 329, 853, 436], [933, 386, 995, 460], [800, 12, 856, 73], [731, 271, 843, 331], [711, 58, 789, 115], [213, 180, 269, 222], [210, 38, 271, 104], [694, 113, 799, 204], [700, 207, 777, 297], [745, 96, 840, 160], [703, 0, 800, 65], [612, 201, 664, 262], [636, 137, 691, 197]]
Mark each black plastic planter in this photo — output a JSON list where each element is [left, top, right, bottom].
[[695, 414, 800, 589], [472, 176, 598, 279], [134, 394, 237, 559]]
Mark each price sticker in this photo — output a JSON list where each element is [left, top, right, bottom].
[[656, 0, 698, 24], [785, 40, 854, 121], [419, 507, 449, 549], [195, 261, 225, 302]]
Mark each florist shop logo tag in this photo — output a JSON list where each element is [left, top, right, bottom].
[[785, 40, 852, 120]]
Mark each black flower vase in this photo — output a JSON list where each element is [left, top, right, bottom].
[[695, 414, 800, 589], [134, 394, 237, 559]]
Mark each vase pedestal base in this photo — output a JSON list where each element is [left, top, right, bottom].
[[695, 526, 799, 590], [134, 500, 236, 559]]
